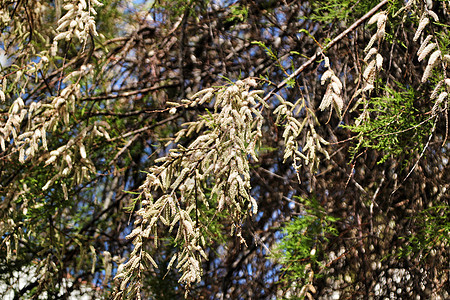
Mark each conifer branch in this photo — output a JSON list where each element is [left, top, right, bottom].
[[263, 0, 389, 102]]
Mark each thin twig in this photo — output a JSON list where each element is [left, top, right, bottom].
[[83, 83, 179, 101], [390, 116, 438, 197], [107, 115, 178, 143]]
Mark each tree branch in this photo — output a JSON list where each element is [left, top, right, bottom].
[[83, 83, 180, 101]]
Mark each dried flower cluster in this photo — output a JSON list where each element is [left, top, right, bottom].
[[0, 0, 108, 282], [414, 11, 444, 83], [319, 57, 344, 116], [273, 95, 306, 179], [347, 10, 388, 128], [113, 79, 266, 298], [302, 123, 330, 172], [1, 0, 104, 194], [273, 93, 330, 177], [409, 3, 450, 126], [1, 71, 105, 195], [362, 11, 386, 92], [354, 1, 450, 131], [365, 11, 387, 52], [52, 0, 103, 54]]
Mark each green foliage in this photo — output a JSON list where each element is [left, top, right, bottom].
[[347, 84, 434, 164], [195, 190, 228, 247], [400, 205, 450, 259], [155, 0, 208, 20], [309, 0, 379, 24], [251, 41, 295, 87], [251, 41, 278, 61], [272, 197, 338, 297], [227, 5, 248, 24]]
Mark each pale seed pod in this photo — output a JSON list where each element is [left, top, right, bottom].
[[437, 92, 448, 105], [91, 0, 104, 6], [414, 16, 429, 42], [332, 93, 344, 113], [79, 142, 87, 159], [422, 50, 440, 83], [70, 19, 77, 28], [376, 53, 383, 70], [377, 13, 387, 30], [428, 10, 439, 22], [363, 60, 376, 80], [422, 65, 433, 83], [432, 92, 448, 114], [418, 42, 436, 62], [331, 75, 343, 90], [331, 81, 341, 94], [320, 69, 334, 85], [427, 50, 441, 67], [88, 20, 99, 36], [324, 56, 330, 68], [19, 148, 25, 163], [364, 48, 377, 62], [417, 35, 433, 58], [79, 0, 87, 10], [54, 31, 70, 42], [430, 80, 443, 99], [319, 90, 332, 111], [50, 41, 58, 57], [363, 84, 374, 92], [364, 34, 378, 53], [368, 12, 383, 25], [376, 23, 386, 39], [58, 10, 75, 27], [63, 4, 74, 10], [56, 20, 70, 32]]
